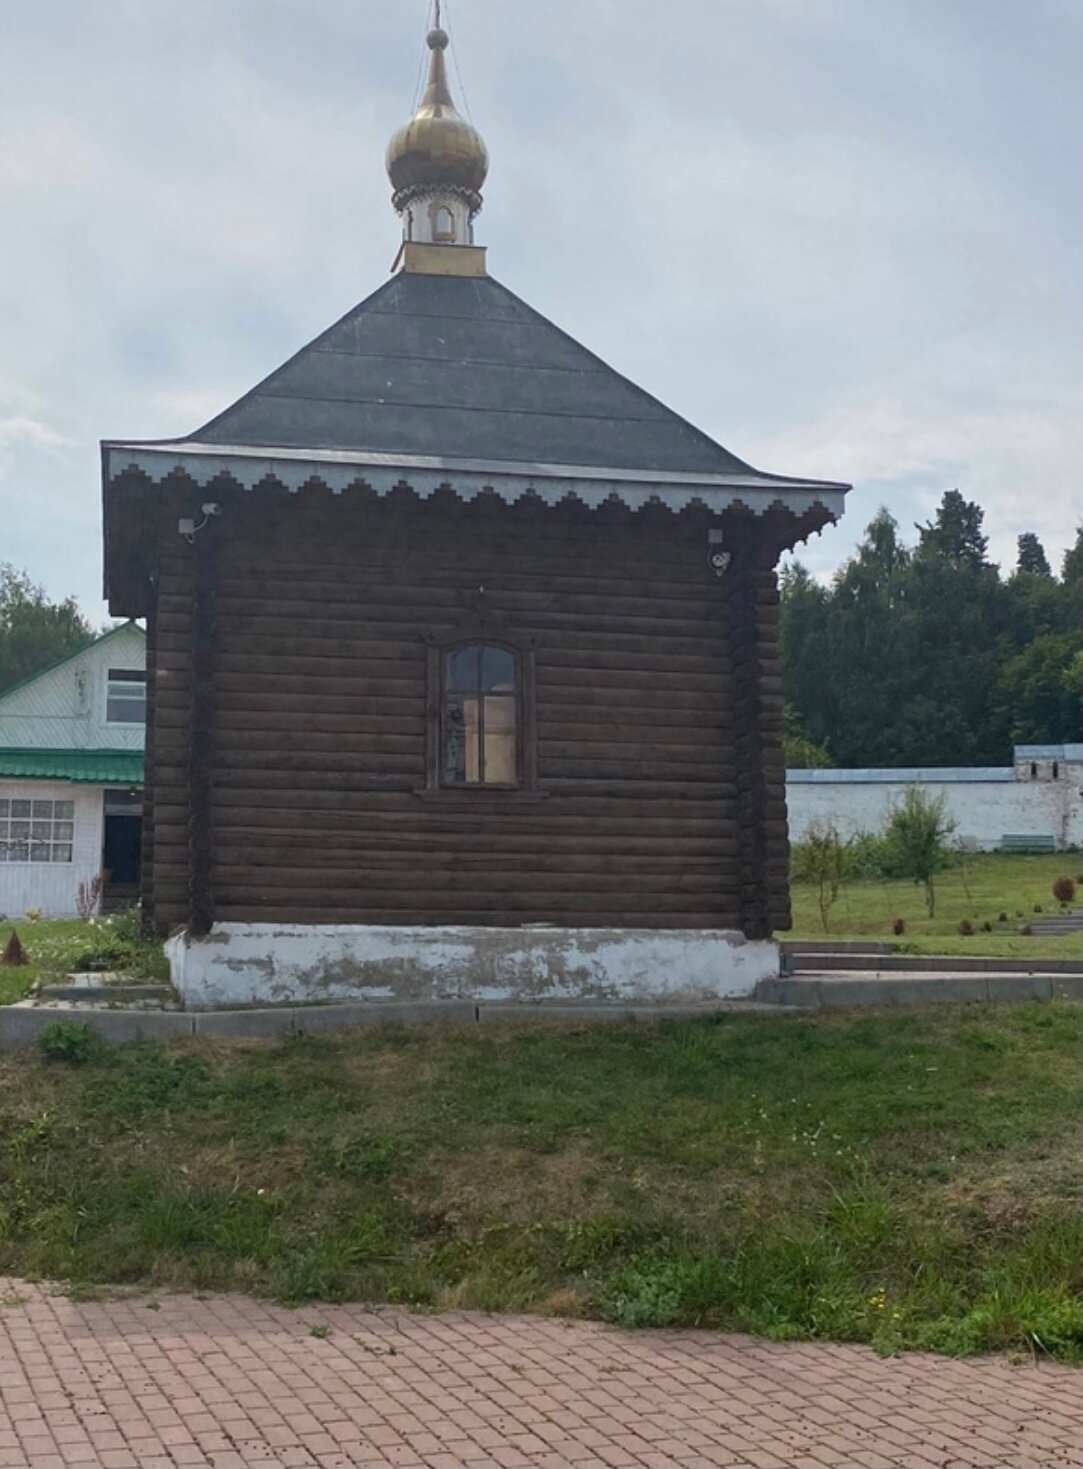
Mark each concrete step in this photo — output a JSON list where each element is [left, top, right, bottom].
[[784, 952, 1083, 976], [758, 971, 1083, 1009], [35, 973, 177, 1008], [781, 939, 896, 956], [100, 884, 140, 915]]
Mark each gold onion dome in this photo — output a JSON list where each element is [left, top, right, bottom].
[[386, 28, 489, 212]]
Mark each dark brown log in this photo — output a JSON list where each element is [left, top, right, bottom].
[[142, 493, 794, 936]]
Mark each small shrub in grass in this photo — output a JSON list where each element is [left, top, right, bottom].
[[2, 930, 29, 966], [602, 1254, 687, 1328], [1020, 924, 1033, 936], [922, 1290, 1083, 1361], [998, 912, 1009, 923], [36, 1021, 103, 1066], [1034, 904, 1044, 913], [883, 788, 956, 916], [1053, 876, 1077, 907], [957, 920, 975, 937], [892, 917, 906, 936], [791, 821, 852, 931]]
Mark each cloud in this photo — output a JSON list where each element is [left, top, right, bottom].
[[0, 0, 1079, 613]]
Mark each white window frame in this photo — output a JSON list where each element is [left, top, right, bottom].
[[106, 668, 147, 725], [0, 797, 75, 864]]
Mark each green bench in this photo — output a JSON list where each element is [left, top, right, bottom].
[[1000, 834, 1057, 853]]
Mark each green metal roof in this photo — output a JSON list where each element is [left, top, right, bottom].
[[0, 749, 144, 784]]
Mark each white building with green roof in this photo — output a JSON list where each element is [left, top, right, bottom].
[[0, 623, 145, 917]]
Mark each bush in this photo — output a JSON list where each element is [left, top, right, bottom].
[[848, 831, 898, 880], [883, 788, 956, 917], [603, 1255, 686, 1328], [892, 917, 906, 936], [791, 822, 852, 931], [37, 1021, 103, 1066], [958, 920, 975, 937], [1053, 877, 1077, 907], [69, 913, 167, 981]]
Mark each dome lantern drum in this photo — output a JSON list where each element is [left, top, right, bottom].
[[386, 26, 489, 233]]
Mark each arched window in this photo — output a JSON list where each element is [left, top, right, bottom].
[[443, 644, 518, 786], [432, 205, 456, 242]]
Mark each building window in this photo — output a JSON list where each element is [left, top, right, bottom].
[[443, 644, 518, 786], [0, 798, 74, 863], [432, 205, 456, 242], [106, 669, 146, 725]]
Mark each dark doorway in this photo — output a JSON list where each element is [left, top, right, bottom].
[[102, 789, 143, 903]]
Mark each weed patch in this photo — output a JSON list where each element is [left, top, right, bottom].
[[0, 1005, 1079, 1358]]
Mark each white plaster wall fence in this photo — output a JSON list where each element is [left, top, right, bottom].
[[166, 925, 780, 1011], [786, 744, 1083, 852]]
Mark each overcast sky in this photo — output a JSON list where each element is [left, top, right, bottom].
[[2, 0, 1080, 619]]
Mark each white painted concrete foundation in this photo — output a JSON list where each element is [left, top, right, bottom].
[[165, 924, 780, 1011]]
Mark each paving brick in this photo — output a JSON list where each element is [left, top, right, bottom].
[[0, 1283, 1080, 1469]]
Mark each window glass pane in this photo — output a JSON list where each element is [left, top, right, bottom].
[[444, 696, 481, 784], [52, 843, 73, 863], [32, 801, 53, 819], [107, 670, 147, 724], [107, 694, 146, 724], [446, 646, 481, 693], [10, 821, 29, 839], [11, 800, 31, 818], [483, 697, 517, 784], [0, 800, 8, 819], [0, 847, 7, 863], [54, 801, 74, 820], [482, 647, 516, 692], [30, 841, 50, 863], [8, 841, 28, 861], [31, 821, 52, 841], [54, 821, 74, 841]]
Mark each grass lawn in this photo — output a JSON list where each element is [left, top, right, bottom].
[[788, 853, 1083, 960], [0, 915, 167, 1005], [2, 1005, 1080, 1360]]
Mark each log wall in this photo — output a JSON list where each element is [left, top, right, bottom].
[[139, 479, 792, 935]]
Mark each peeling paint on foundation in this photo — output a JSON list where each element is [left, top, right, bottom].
[[165, 925, 780, 1011]]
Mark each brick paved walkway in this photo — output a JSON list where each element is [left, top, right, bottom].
[[0, 1282, 1079, 1469]]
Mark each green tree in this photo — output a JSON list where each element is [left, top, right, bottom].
[[996, 632, 1083, 745], [791, 820, 852, 931], [783, 706, 832, 769], [916, 489, 989, 571], [885, 788, 956, 918], [0, 565, 95, 694], [1063, 525, 1083, 588], [781, 495, 1079, 769], [1015, 532, 1053, 579]]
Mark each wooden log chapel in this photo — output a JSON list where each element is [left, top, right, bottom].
[[101, 19, 849, 1009]]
